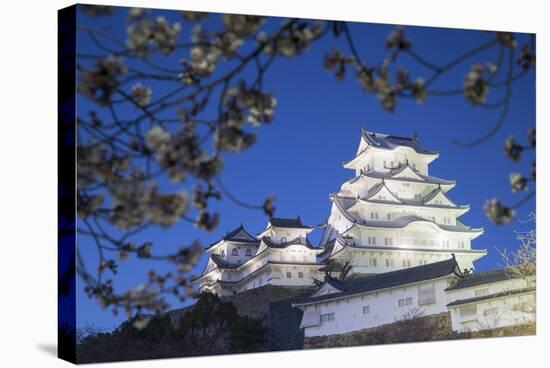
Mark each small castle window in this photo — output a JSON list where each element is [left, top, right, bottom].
[[231, 248, 238, 256], [286, 271, 292, 278], [298, 272, 304, 278], [246, 249, 252, 256], [398, 297, 413, 308], [363, 306, 370, 314], [320, 313, 335, 324]]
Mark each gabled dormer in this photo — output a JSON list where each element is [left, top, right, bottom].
[[225, 225, 258, 243], [391, 164, 425, 181], [423, 187, 458, 207], [366, 180, 402, 203], [258, 216, 313, 243], [205, 224, 259, 254], [310, 277, 346, 298]]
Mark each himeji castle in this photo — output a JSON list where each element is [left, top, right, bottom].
[[319, 129, 486, 274], [194, 129, 534, 333], [195, 129, 487, 295]]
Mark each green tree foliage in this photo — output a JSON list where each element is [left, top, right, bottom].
[[227, 315, 269, 353], [177, 292, 267, 354], [77, 292, 266, 363]]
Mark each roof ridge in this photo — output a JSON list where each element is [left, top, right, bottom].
[[295, 257, 459, 305]]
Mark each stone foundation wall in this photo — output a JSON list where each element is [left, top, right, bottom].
[[304, 312, 535, 350], [224, 285, 314, 351], [304, 312, 452, 349]]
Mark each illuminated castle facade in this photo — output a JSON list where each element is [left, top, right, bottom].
[[194, 129, 487, 296]]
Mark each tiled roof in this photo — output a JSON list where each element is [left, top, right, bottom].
[[261, 236, 318, 250], [362, 130, 439, 155], [211, 260, 321, 286], [210, 254, 239, 269], [318, 238, 337, 258], [205, 225, 259, 251], [358, 170, 455, 186], [324, 276, 347, 291], [269, 216, 312, 229], [224, 225, 258, 242], [294, 257, 460, 305], [365, 181, 401, 202], [446, 267, 524, 290], [447, 288, 535, 307], [333, 196, 482, 234], [330, 237, 487, 256]]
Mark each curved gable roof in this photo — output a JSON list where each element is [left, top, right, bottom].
[[205, 225, 259, 252], [361, 129, 439, 156], [391, 164, 425, 181], [224, 225, 258, 242], [423, 187, 458, 207], [269, 216, 312, 229], [353, 170, 455, 187], [366, 180, 402, 203], [261, 236, 319, 250]]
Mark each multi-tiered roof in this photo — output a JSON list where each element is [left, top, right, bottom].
[[320, 129, 486, 272]]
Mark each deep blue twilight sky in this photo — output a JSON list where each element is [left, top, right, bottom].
[[74, 6, 535, 330]]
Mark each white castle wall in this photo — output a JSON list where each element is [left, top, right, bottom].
[[300, 277, 453, 337], [447, 277, 535, 332]]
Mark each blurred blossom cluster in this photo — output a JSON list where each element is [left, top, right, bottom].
[[78, 55, 127, 105], [485, 128, 535, 224], [131, 83, 152, 106], [324, 27, 428, 111], [224, 82, 277, 126], [145, 124, 223, 182], [463, 64, 490, 105], [260, 20, 323, 58], [126, 16, 181, 56]]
